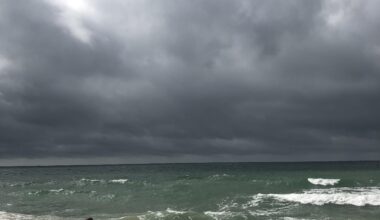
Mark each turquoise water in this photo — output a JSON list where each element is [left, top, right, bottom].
[[0, 162, 380, 219]]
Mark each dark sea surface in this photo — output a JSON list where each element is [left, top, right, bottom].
[[0, 162, 379, 220]]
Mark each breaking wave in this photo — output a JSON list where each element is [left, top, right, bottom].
[[200, 187, 380, 219], [204, 210, 246, 219], [109, 179, 129, 184], [265, 187, 380, 206], [0, 211, 70, 220], [208, 174, 231, 180], [76, 178, 105, 185], [307, 178, 340, 186], [76, 178, 130, 185], [27, 189, 75, 196], [137, 208, 247, 220], [137, 208, 188, 220]]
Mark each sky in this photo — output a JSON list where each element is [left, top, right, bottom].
[[0, 0, 380, 166]]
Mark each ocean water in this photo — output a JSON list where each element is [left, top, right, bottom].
[[0, 162, 379, 220]]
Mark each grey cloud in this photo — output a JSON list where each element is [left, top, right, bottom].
[[0, 0, 380, 164]]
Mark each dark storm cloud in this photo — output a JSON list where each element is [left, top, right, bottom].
[[0, 0, 380, 164]]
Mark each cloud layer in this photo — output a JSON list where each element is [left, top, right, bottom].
[[1, 0, 380, 164]]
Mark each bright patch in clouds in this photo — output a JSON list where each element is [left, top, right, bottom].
[[0, 55, 11, 75], [48, 0, 99, 44], [60, 0, 90, 13], [323, 0, 357, 28]]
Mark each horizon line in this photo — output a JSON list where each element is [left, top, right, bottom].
[[0, 159, 379, 168]]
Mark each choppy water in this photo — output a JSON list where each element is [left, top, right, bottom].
[[0, 162, 380, 220]]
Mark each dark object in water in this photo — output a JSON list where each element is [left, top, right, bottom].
[[86, 218, 93, 220]]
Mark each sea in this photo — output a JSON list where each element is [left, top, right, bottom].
[[0, 162, 379, 220]]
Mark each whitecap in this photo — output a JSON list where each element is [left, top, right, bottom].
[[208, 174, 231, 181], [76, 178, 106, 186], [282, 218, 316, 220], [109, 179, 128, 184], [9, 182, 33, 187], [80, 178, 102, 183], [50, 188, 75, 195], [49, 188, 64, 193], [0, 211, 67, 220], [242, 194, 265, 208], [165, 208, 186, 214], [204, 210, 246, 220], [28, 189, 74, 196], [266, 187, 380, 206], [99, 194, 115, 200], [27, 190, 41, 196], [137, 208, 188, 220], [0, 211, 35, 220], [204, 211, 231, 219], [307, 178, 340, 186], [137, 211, 165, 220]]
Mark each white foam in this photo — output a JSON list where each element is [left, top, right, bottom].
[[80, 178, 102, 183], [204, 210, 246, 220], [242, 194, 265, 208], [0, 211, 35, 220], [266, 187, 380, 206], [137, 209, 187, 220], [109, 179, 129, 184], [165, 208, 186, 214], [27, 189, 75, 196], [204, 211, 233, 220], [0, 211, 65, 220], [247, 203, 295, 216], [76, 178, 106, 186], [49, 189, 64, 193], [307, 178, 340, 186], [98, 194, 115, 200], [209, 174, 230, 180], [282, 218, 315, 220]]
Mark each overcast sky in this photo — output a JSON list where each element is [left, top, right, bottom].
[[0, 0, 379, 166]]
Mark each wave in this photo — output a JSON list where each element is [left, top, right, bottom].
[[7, 182, 34, 187], [282, 218, 316, 220], [27, 189, 75, 196], [137, 208, 188, 220], [138, 209, 246, 220], [210, 174, 230, 178], [74, 178, 106, 187], [3, 181, 57, 188], [165, 208, 186, 214], [247, 205, 295, 217], [204, 210, 245, 219], [79, 178, 104, 183], [109, 179, 129, 184], [307, 178, 340, 186], [264, 187, 380, 206], [49, 188, 64, 193], [76, 178, 130, 185], [203, 187, 380, 219], [0, 211, 71, 220], [207, 174, 232, 182]]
